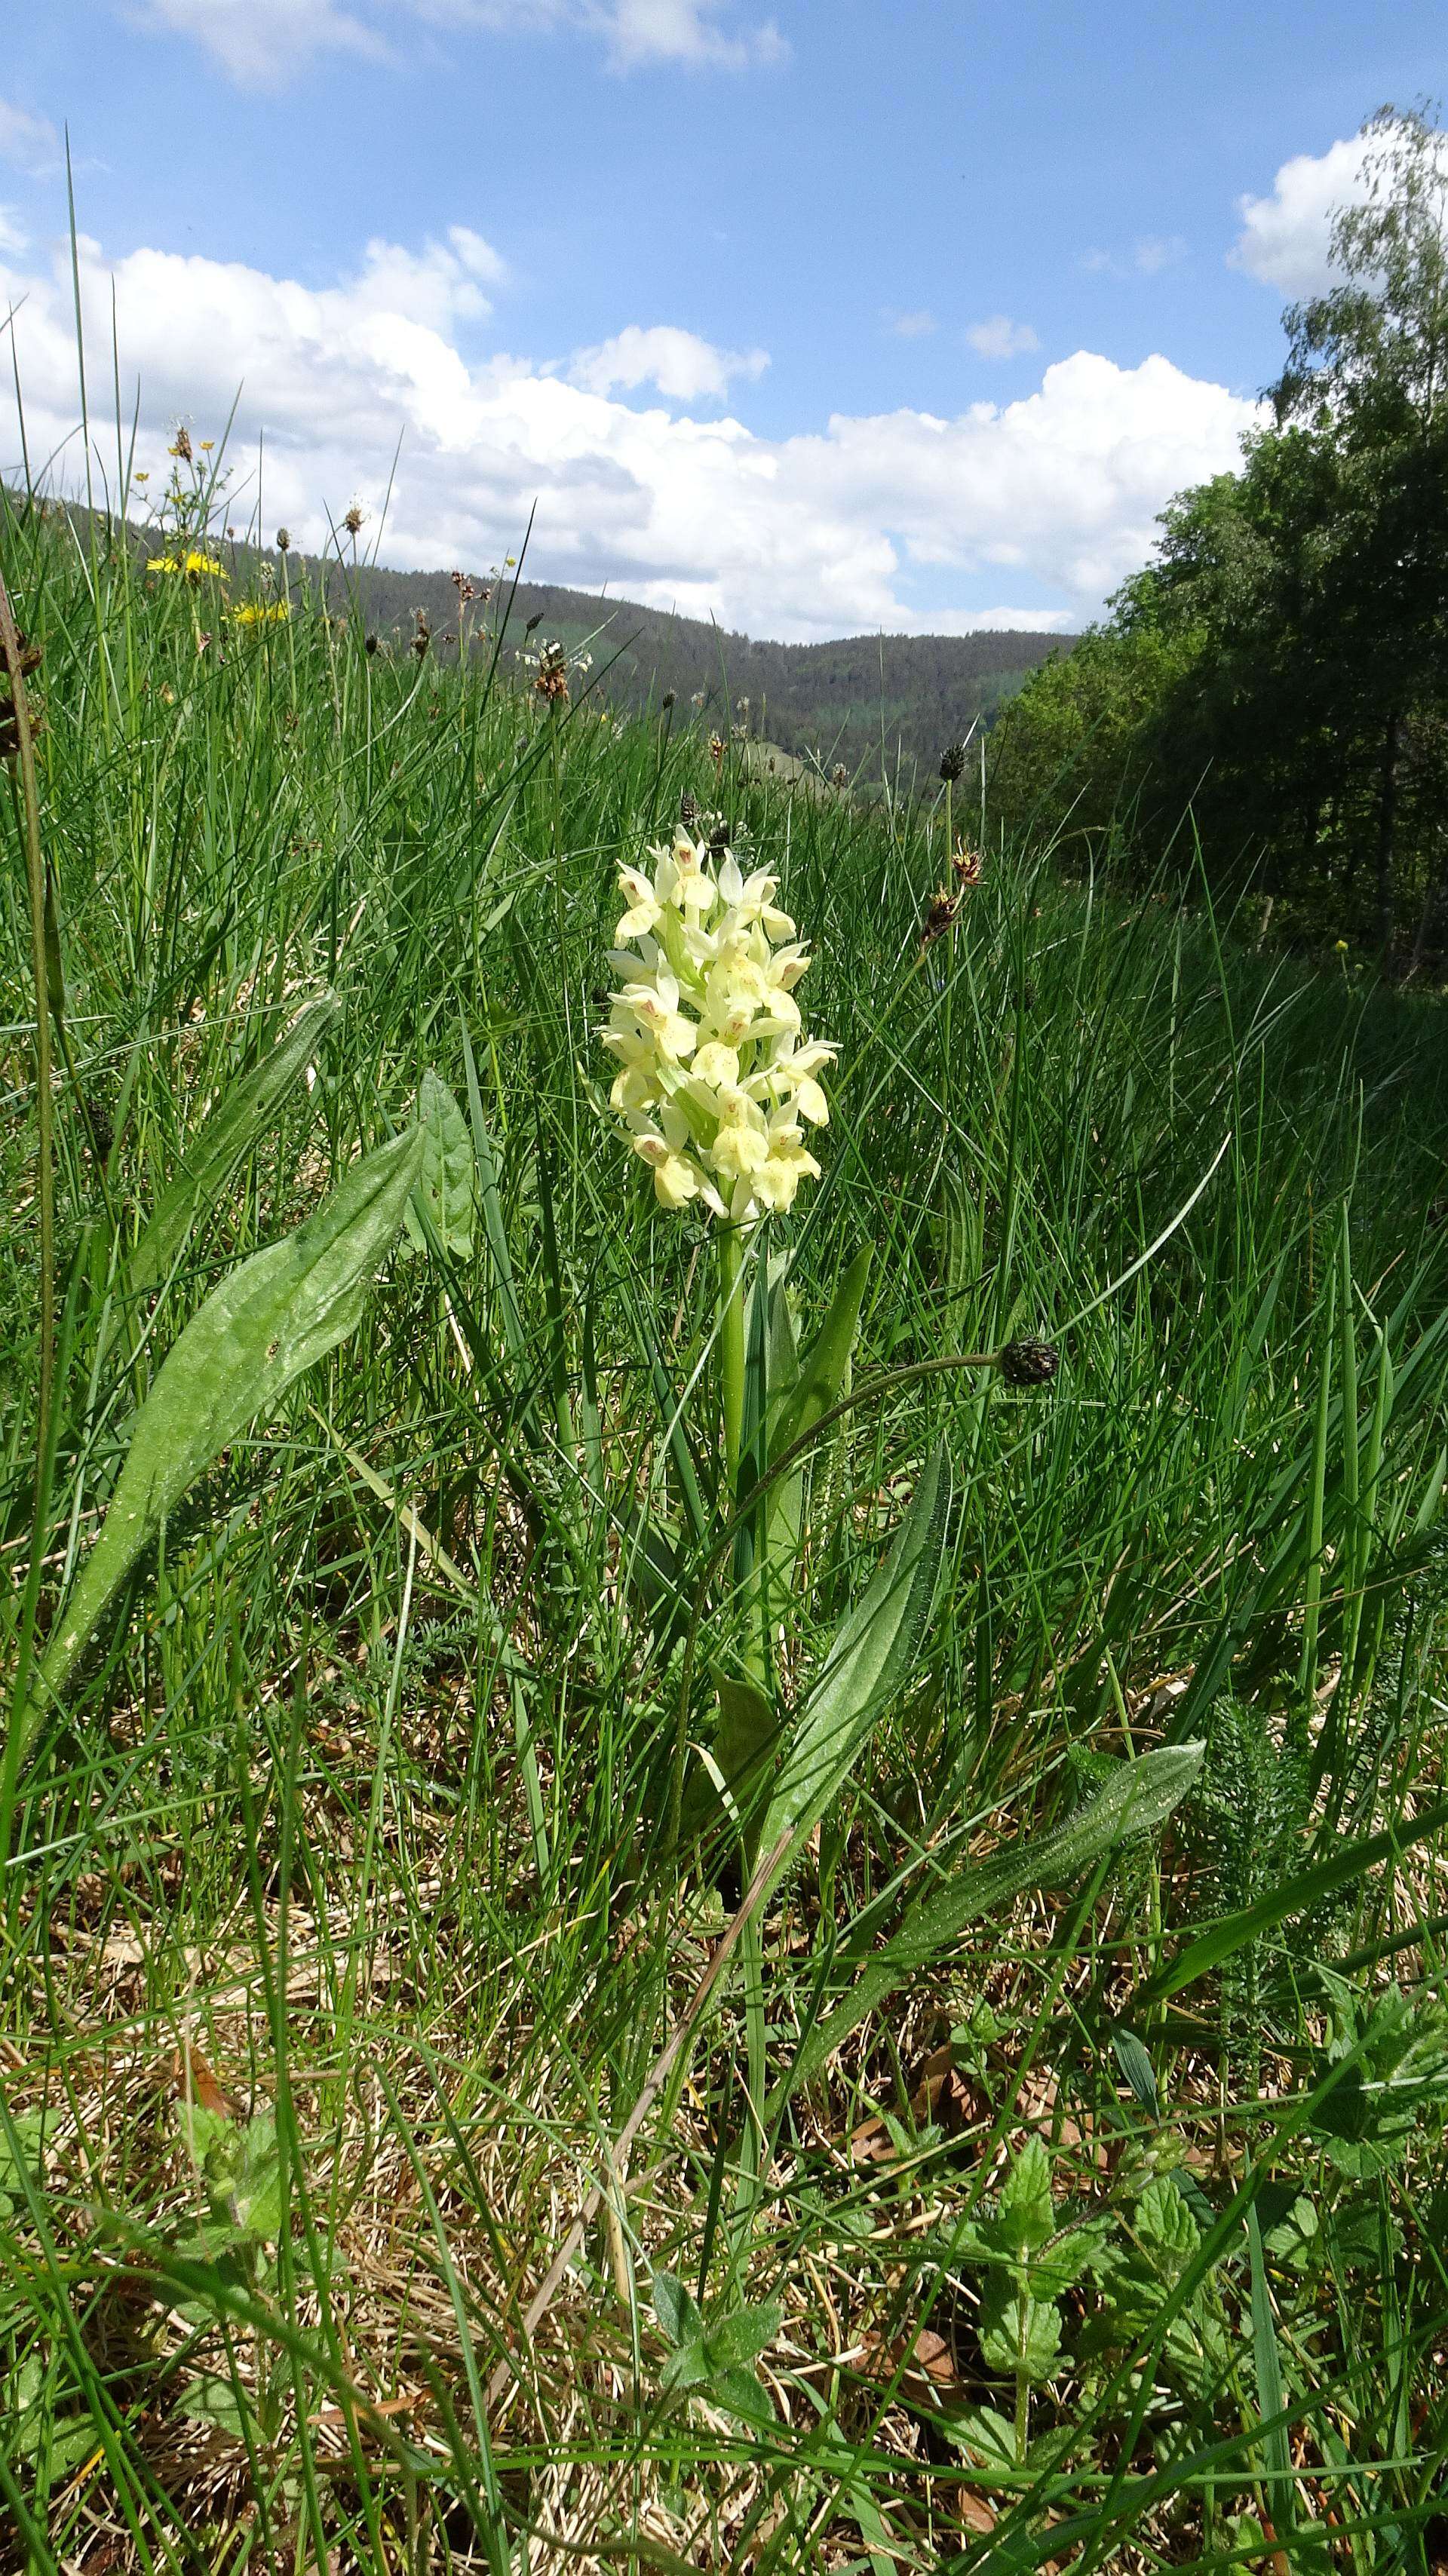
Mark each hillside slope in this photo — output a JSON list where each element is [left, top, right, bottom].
[[15, 492, 1071, 774], [324, 556, 1072, 774]]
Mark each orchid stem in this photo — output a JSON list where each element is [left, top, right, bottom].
[[719, 1220, 747, 1498]]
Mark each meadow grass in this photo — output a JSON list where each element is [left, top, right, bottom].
[[5, 479, 1448, 2574]]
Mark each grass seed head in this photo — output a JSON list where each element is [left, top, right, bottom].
[[920, 887, 960, 949]]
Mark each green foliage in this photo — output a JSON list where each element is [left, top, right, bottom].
[[0, 2108, 52, 2226], [1308, 1980, 1448, 2176], [32, 1121, 425, 1709], [1082, 2176, 1230, 2394], [952, 2138, 1100, 2454], [177, 2099, 285, 2257], [5, 452, 1448, 2576], [991, 100, 1448, 972], [756, 1446, 952, 1870], [121, 987, 339, 1305], [793, 1743, 1204, 2088], [1188, 1694, 1316, 2077], [652, 2271, 781, 2427], [403, 1067, 478, 1259]]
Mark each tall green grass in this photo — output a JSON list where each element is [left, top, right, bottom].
[[5, 480, 1448, 2573]]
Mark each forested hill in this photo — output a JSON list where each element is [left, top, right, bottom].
[[12, 493, 1070, 771], [323, 557, 1072, 773]]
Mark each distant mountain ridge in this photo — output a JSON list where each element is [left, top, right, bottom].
[[329, 558, 1074, 774], [4, 492, 1072, 774]]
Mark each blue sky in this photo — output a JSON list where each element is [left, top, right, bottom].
[[1, 0, 1443, 636]]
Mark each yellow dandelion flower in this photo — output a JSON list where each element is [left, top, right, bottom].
[[147, 550, 229, 581]]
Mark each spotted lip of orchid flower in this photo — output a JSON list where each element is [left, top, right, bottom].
[[600, 826, 834, 1222]]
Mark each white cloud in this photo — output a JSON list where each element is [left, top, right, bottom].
[[965, 315, 1039, 360], [0, 209, 27, 256], [130, 0, 784, 83], [885, 309, 936, 339], [349, 226, 505, 324], [1230, 136, 1376, 296], [0, 97, 59, 175], [570, 324, 768, 401], [1082, 236, 1186, 281], [597, 0, 785, 66], [130, 0, 385, 83], [1132, 234, 1186, 275], [0, 224, 1257, 641]]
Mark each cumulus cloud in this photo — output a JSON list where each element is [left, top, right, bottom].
[[130, 0, 784, 84], [965, 315, 1039, 360], [0, 97, 59, 174], [884, 309, 936, 339], [1229, 136, 1376, 296], [1228, 127, 1448, 301], [0, 223, 1256, 640], [570, 324, 768, 401]]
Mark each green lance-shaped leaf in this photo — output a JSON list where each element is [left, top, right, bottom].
[[123, 990, 339, 1305], [402, 1069, 477, 1259], [686, 1670, 783, 1851], [784, 1743, 1204, 2093], [761, 1245, 871, 1597], [755, 1445, 952, 1881], [37, 1125, 425, 1709], [768, 1244, 871, 1464]]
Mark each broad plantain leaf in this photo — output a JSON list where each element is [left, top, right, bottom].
[[38, 1124, 425, 1707], [403, 1068, 477, 1259], [123, 990, 339, 1305]]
